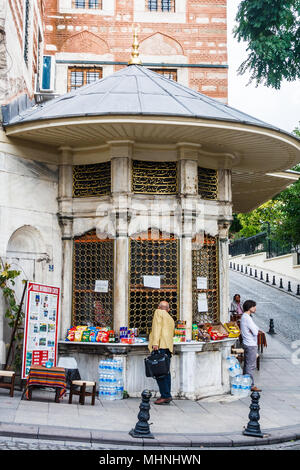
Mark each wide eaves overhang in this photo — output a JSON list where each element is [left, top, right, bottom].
[[3, 65, 300, 213]]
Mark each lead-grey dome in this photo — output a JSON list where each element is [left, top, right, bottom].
[[4, 64, 284, 132]]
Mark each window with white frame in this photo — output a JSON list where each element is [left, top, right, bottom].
[[68, 67, 103, 91], [149, 68, 177, 81], [72, 0, 102, 9], [146, 0, 175, 11]]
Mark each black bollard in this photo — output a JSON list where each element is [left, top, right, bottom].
[[288, 281, 292, 292], [297, 285, 300, 296], [241, 265, 243, 273], [243, 391, 264, 438], [230, 262, 232, 269], [268, 318, 276, 335], [272, 275, 276, 286], [237, 264, 239, 271], [129, 389, 154, 439], [279, 278, 283, 288], [245, 266, 248, 274], [255, 269, 257, 278], [266, 273, 269, 283], [250, 268, 252, 276], [260, 271, 263, 280]]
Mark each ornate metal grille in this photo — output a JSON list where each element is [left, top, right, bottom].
[[132, 160, 177, 194], [198, 167, 218, 200], [23, 0, 30, 65], [192, 235, 219, 323], [72, 230, 114, 327], [73, 162, 111, 198], [129, 231, 179, 334]]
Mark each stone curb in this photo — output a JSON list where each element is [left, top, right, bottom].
[[0, 421, 299, 448]]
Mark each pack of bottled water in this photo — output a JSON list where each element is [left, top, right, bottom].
[[225, 355, 242, 377], [230, 374, 252, 397], [99, 359, 123, 400]]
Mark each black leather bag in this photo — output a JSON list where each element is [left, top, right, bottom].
[[144, 350, 170, 378]]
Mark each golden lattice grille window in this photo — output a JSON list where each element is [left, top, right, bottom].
[[72, 230, 114, 327], [132, 160, 178, 194], [192, 235, 219, 324], [129, 231, 179, 334], [73, 162, 111, 198], [198, 167, 218, 200]]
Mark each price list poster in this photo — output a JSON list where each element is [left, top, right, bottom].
[[22, 282, 60, 379]]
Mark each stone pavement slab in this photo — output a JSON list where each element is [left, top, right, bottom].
[[0, 327, 299, 448]]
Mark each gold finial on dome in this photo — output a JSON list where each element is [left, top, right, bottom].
[[128, 25, 142, 65]]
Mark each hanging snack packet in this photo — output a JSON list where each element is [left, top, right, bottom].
[[74, 329, 83, 342], [82, 330, 91, 342], [89, 328, 97, 342], [66, 328, 75, 341]]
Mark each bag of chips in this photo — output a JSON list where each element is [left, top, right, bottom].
[[82, 330, 91, 342], [96, 330, 110, 343], [66, 328, 75, 341], [74, 329, 83, 342]]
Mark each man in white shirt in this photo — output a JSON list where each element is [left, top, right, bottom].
[[240, 300, 262, 392]]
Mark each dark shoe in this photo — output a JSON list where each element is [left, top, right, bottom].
[[154, 398, 171, 405], [251, 386, 262, 392]]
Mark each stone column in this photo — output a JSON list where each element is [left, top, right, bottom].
[[177, 143, 199, 339], [58, 147, 73, 339], [109, 141, 133, 331], [217, 169, 232, 324], [218, 220, 231, 324]]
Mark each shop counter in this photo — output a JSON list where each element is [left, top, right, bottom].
[[58, 338, 237, 400]]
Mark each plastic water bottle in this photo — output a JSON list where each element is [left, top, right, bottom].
[[226, 356, 238, 367], [231, 375, 243, 397], [228, 362, 242, 377], [242, 374, 252, 397]]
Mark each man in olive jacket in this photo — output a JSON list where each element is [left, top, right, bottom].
[[148, 301, 175, 405]]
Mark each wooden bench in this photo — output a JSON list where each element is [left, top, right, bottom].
[[69, 380, 96, 406], [0, 370, 15, 397]]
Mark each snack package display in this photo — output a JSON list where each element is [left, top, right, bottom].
[[204, 323, 229, 341]]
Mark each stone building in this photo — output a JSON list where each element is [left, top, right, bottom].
[[0, 1, 299, 398]]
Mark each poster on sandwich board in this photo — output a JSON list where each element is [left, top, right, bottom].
[[21, 282, 60, 379]]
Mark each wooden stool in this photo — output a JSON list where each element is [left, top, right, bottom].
[[68, 380, 96, 405], [0, 370, 15, 397]]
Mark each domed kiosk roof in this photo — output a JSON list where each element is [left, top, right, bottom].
[[3, 65, 289, 131], [3, 64, 300, 213]]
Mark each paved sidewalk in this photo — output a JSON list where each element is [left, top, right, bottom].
[[0, 332, 300, 448]]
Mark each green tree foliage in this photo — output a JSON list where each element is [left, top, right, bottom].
[[234, 0, 300, 89], [233, 200, 284, 239]]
